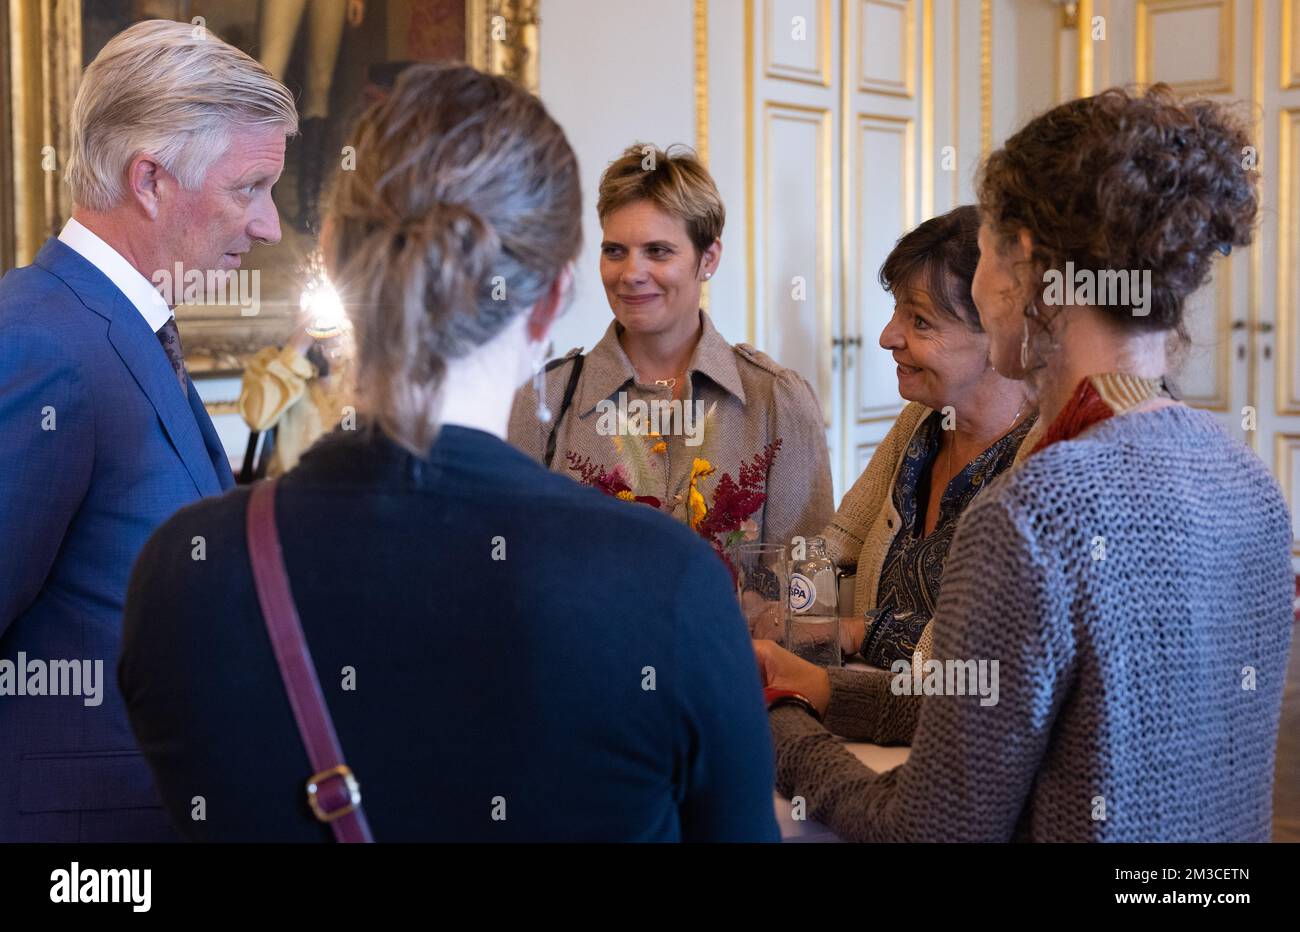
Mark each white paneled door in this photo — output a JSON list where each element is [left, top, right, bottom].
[[749, 0, 944, 499]]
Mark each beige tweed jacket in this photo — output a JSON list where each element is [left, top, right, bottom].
[[508, 311, 834, 549]]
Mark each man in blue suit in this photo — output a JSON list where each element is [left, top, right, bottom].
[[0, 19, 297, 841]]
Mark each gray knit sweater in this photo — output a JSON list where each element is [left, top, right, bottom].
[[771, 405, 1295, 841]]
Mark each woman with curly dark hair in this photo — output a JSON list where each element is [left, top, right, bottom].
[[753, 85, 1293, 841]]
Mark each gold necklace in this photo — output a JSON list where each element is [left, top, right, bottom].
[[632, 364, 684, 391]]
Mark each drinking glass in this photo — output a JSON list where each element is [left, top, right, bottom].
[[735, 543, 788, 641]]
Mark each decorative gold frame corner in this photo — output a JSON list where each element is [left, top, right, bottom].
[[5, 1, 537, 376], [7, 0, 81, 269], [467, 0, 541, 94]]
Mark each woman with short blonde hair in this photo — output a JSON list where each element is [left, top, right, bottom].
[[596, 144, 726, 256], [510, 143, 833, 556]]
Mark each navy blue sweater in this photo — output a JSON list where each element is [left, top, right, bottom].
[[120, 425, 779, 841]]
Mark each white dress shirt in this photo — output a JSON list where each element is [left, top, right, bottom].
[[58, 218, 173, 333]]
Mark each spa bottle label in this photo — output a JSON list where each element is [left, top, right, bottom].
[[789, 573, 816, 614]]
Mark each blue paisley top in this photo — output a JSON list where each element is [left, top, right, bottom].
[[861, 411, 1036, 667]]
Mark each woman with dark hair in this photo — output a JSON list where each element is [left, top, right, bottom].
[[755, 86, 1292, 841], [761, 204, 1036, 747], [830, 205, 1034, 667], [119, 65, 779, 842]]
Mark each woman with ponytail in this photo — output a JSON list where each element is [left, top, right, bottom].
[[119, 64, 780, 842]]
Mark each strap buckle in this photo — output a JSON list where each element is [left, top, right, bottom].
[[306, 765, 361, 823]]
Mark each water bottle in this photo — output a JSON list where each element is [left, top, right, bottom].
[[787, 536, 841, 667]]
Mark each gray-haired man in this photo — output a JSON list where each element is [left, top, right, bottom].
[[0, 19, 297, 841]]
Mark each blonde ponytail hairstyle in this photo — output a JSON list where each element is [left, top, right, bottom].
[[324, 64, 582, 454]]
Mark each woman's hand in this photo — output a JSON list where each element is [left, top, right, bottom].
[[839, 615, 866, 656], [347, 0, 365, 27], [739, 590, 785, 641], [753, 639, 831, 718]]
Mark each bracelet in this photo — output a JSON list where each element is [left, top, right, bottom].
[[763, 687, 822, 723]]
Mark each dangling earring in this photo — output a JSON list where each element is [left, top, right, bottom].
[[533, 342, 553, 424], [1019, 304, 1038, 371]]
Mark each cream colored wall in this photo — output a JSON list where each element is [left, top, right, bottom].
[[536, 0, 703, 356], [990, 0, 1059, 147]]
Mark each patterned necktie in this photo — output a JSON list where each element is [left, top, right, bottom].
[[156, 317, 190, 394]]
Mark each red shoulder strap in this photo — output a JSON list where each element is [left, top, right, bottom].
[[246, 478, 373, 843]]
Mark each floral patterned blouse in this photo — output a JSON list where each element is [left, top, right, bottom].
[[507, 311, 833, 549], [861, 410, 1036, 667]]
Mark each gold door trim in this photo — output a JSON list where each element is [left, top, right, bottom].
[[1135, 0, 1235, 95]]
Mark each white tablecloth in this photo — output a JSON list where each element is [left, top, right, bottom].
[[774, 742, 911, 842]]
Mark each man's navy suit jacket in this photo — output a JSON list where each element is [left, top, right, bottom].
[[0, 237, 234, 841]]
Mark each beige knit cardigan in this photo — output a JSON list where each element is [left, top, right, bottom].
[[816, 401, 1042, 744]]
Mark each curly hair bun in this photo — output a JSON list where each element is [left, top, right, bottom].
[[977, 83, 1258, 331]]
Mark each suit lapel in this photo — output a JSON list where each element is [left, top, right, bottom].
[[34, 238, 223, 498], [188, 380, 236, 491]]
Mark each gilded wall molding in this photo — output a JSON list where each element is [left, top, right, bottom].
[[1275, 108, 1300, 416], [694, 0, 709, 165], [980, 0, 991, 156], [919, 0, 932, 220], [1283, 0, 1300, 89], [1274, 433, 1300, 554], [744, 0, 756, 344], [695, 0, 709, 311], [467, 0, 540, 93], [1077, 0, 1094, 96]]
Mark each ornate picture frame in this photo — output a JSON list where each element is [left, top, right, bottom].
[[2, 0, 539, 376]]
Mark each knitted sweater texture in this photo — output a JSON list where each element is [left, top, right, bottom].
[[772, 405, 1294, 841]]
